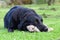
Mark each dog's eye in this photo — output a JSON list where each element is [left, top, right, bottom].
[[35, 19, 39, 24], [35, 21, 37, 24]]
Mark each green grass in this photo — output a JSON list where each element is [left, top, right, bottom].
[[0, 4, 60, 40]]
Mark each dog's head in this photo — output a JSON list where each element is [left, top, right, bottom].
[[24, 15, 48, 32]]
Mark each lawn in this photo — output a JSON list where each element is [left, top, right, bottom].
[[0, 4, 60, 40]]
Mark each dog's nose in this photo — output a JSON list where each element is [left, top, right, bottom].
[[44, 28, 48, 32]]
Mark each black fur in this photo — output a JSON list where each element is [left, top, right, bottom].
[[4, 6, 48, 32]]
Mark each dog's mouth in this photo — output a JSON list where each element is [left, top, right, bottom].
[[40, 28, 48, 32], [26, 25, 54, 32]]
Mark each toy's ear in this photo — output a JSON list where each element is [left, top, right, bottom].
[[48, 28, 54, 32]]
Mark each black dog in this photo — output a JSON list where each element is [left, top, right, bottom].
[[4, 6, 48, 32]]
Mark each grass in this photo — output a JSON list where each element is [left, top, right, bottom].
[[0, 4, 60, 40]]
